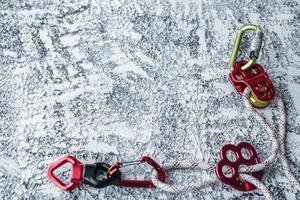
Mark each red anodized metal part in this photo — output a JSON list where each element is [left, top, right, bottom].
[[215, 142, 263, 191], [229, 60, 275, 101], [107, 156, 166, 188], [47, 156, 83, 191]]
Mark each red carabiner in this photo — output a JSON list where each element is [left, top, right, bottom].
[[47, 156, 83, 191], [107, 156, 166, 188]]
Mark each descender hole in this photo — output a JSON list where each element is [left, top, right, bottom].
[[251, 68, 258, 75], [258, 92, 265, 97], [96, 169, 107, 181], [53, 162, 72, 184], [226, 150, 237, 163], [260, 83, 267, 92], [222, 165, 233, 178], [238, 164, 248, 182], [267, 91, 272, 97], [241, 148, 251, 160], [235, 73, 243, 80]]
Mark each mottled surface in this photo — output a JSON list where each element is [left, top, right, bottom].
[[0, 0, 300, 199]]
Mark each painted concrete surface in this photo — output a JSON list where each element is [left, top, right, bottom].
[[0, 0, 299, 199]]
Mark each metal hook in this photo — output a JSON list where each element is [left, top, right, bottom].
[[107, 156, 166, 188], [228, 24, 263, 71]]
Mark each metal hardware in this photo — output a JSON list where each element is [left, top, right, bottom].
[[215, 142, 263, 191], [107, 156, 166, 188], [47, 156, 121, 190]]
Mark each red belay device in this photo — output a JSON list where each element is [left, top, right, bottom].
[[228, 24, 275, 108]]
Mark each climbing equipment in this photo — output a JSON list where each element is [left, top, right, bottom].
[[48, 156, 83, 191], [241, 88, 300, 191], [151, 88, 280, 199], [47, 156, 165, 190], [47, 156, 121, 191], [151, 143, 265, 194], [151, 161, 217, 193], [46, 24, 300, 200], [107, 156, 166, 188], [228, 24, 275, 108], [151, 25, 299, 199], [228, 24, 262, 71], [152, 87, 300, 199], [215, 142, 263, 191]]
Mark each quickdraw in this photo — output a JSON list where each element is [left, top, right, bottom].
[[47, 156, 165, 190], [47, 24, 299, 200]]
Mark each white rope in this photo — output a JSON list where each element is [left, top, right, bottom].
[[241, 89, 300, 189], [240, 174, 273, 200], [152, 87, 299, 199], [151, 161, 217, 193], [275, 96, 300, 190], [239, 88, 300, 197], [239, 87, 280, 173]]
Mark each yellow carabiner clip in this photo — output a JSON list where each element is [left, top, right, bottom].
[[228, 24, 262, 71], [229, 24, 270, 108]]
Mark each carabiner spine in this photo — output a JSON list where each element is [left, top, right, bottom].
[[228, 24, 262, 70]]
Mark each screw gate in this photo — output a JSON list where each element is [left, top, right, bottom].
[[228, 24, 263, 71], [107, 156, 166, 188], [228, 24, 275, 108], [47, 156, 121, 191]]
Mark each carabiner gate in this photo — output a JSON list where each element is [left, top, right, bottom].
[[228, 24, 263, 71], [228, 24, 275, 108], [107, 156, 166, 188]]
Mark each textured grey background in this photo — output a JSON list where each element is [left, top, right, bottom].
[[0, 0, 300, 199]]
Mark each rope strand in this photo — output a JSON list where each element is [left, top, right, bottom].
[[240, 174, 273, 200], [152, 88, 299, 199], [151, 161, 217, 193], [276, 96, 300, 190]]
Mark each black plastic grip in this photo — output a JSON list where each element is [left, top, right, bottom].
[[83, 163, 121, 188]]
